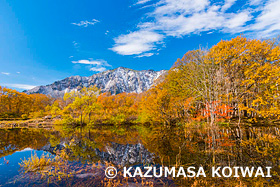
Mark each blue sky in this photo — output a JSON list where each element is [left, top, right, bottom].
[[0, 0, 280, 91]]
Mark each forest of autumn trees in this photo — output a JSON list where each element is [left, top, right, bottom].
[[1, 36, 279, 126], [131, 36, 277, 126], [145, 36, 280, 125], [0, 86, 51, 119]]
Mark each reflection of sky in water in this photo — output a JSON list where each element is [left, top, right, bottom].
[[0, 149, 46, 186]]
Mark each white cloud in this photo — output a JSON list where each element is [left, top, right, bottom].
[[71, 19, 100, 27], [221, 0, 237, 12], [136, 52, 155, 58], [154, 8, 234, 37], [111, 30, 164, 55], [135, 0, 152, 5], [16, 72, 20, 74], [145, 0, 252, 37], [73, 41, 79, 49], [112, 0, 280, 56], [72, 59, 100, 65], [1, 72, 10, 75], [4, 84, 36, 90], [17, 148, 33, 152], [89, 67, 107, 72], [224, 11, 252, 31], [249, 0, 263, 6], [153, 0, 209, 16], [250, 0, 280, 37], [72, 59, 111, 72], [72, 59, 109, 66]]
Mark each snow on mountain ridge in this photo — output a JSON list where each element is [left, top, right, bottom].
[[25, 67, 167, 98]]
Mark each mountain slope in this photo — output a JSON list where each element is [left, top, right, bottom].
[[25, 67, 167, 98]]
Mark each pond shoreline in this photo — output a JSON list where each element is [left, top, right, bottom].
[[0, 118, 54, 129], [1, 117, 280, 129]]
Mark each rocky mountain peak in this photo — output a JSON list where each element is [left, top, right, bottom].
[[25, 67, 167, 98]]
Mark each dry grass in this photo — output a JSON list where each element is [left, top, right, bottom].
[[19, 153, 53, 173]]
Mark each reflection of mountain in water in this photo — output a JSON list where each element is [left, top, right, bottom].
[[40, 142, 154, 166], [95, 142, 154, 166]]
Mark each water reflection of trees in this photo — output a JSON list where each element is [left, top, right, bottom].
[[1, 125, 280, 186], [138, 125, 280, 186], [0, 128, 57, 157], [52, 125, 280, 179]]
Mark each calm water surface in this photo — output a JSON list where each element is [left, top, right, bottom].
[[0, 125, 279, 186]]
